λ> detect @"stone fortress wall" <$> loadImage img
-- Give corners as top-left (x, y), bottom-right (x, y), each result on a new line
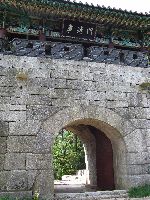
top-left (0, 53), bottom-right (150, 199)
top-left (1, 39), bottom-right (149, 67)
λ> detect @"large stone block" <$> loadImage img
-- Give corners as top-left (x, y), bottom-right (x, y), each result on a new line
top-left (51, 68), bottom-right (69, 79)
top-left (148, 147), bottom-right (150, 156)
top-left (26, 94), bottom-right (52, 105)
top-left (127, 107), bottom-right (148, 119)
top-left (0, 171), bottom-right (11, 190)
top-left (53, 88), bottom-right (75, 99)
top-left (146, 174), bottom-right (150, 184)
top-left (0, 137), bottom-right (7, 154)
top-left (131, 119), bottom-right (150, 129)
top-left (106, 100), bottom-right (128, 108)
top-left (106, 91), bottom-right (126, 101)
top-left (0, 155), bottom-right (5, 171)
top-left (127, 152), bottom-right (149, 165)
top-left (114, 107), bottom-right (149, 119)
top-left (0, 66), bottom-right (7, 76)
top-left (7, 136), bottom-right (36, 153)
top-left (52, 98), bottom-right (74, 107)
top-left (7, 170), bottom-right (28, 190)
top-left (26, 105), bottom-right (59, 120)
top-left (35, 131), bottom-right (53, 153)
top-left (27, 170), bottom-right (37, 190)
top-left (124, 129), bottom-right (147, 152)
top-left (142, 129), bottom-right (150, 147)
top-left (0, 86), bottom-right (15, 97)
top-left (128, 93), bottom-right (148, 107)
top-left (126, 175), bottom-right (148, 188)
top-left (9, 120), bottom-right (41, 136)
top-left (4, 153), bottom-right (26, 170)
top-left (0, 121), bottom-right (9, 136)
top-left (2, 111), bottom-right (26, 122)
top-left (127, 164), bottom-right (149, 175)
top-left (26, 153), bottom-right (51, 170)
top-left (118, 120), bottom-right (135, 136)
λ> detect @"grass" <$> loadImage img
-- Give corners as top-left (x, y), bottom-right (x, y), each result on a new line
top-left (0, 197), bottom-right (33, 200)
top-left (128, 184), bottom-right (150, 198)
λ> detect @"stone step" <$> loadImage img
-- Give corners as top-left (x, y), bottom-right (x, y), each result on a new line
top-left (54, 184), bottom-right (86, 193)
top-left (54, 190), bottom-right (128, 200)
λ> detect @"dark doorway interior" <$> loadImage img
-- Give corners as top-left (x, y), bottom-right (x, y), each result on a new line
top-left (88, 126), bottom-right (115, 190)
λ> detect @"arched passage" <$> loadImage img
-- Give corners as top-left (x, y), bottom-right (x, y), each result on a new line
top-left (37, 105), bottom-right (135, 198)
top-left (53, 124), bottom-right (116, 192)
top-left (62, 119), bottom-right (127, 191)
top-left (65, 124), bottom-right (115, 191)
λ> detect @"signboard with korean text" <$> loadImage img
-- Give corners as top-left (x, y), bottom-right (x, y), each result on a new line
top-left (62, 20), bottom-right (96, 40)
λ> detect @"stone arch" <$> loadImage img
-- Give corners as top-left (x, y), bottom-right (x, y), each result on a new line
top-left (43, 105), bottom-right (135, 140)
top-left (37, 105), bottom-right (136, 198)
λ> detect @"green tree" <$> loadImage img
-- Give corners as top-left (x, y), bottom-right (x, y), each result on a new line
top-left (53, 130), bottom-right (86, 180)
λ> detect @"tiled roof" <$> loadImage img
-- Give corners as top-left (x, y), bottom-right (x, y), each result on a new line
top-left (0, 0), bottom-right (150, 30)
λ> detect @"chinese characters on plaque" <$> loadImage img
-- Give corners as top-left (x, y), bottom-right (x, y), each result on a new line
top-left (63, 20), bottom-right (96, 40)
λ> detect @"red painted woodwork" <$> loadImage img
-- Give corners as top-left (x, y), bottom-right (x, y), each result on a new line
top-left (39, 30), bottom-right (46, 41)
top-left (0, 28), bottom-right (7, 39)
top-left (89, 126), bottom-right (115, 190)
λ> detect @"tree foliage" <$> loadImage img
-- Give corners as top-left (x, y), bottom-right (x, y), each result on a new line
top-left (53, 130), bottom-right (86, 180)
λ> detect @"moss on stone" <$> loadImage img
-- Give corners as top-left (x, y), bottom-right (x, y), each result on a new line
top-left (139, 82), bottom-right (150, 92)
top-left (16, 72), bottom-right (28, 81)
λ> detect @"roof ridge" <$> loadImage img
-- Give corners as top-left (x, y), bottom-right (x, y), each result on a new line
top-left (1, 0), bottom-right (150, 17)
top-left (63, 0), bottom-right (150, 17)
top-left (43, 0), bottom-right (149, 16)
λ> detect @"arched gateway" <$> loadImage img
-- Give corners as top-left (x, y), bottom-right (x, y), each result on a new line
top-left (38, 105), bottom-right (131, 199)
top-left (0, 0), bottom-right (149, 199)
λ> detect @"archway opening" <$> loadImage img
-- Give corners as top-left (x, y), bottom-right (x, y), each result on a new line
top-left (52, 119), bottom-right (125, 193)
top-left (36, 106), bottom-right (131, 198)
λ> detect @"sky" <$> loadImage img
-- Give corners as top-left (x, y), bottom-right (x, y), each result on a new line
top-left (70, 0), bottom-right (150, 14)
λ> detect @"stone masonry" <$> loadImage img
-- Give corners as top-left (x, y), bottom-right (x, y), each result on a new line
top-left (0, 54), bottom-right (150, 199)
top-left (1, 39), bottom-right (149, 67)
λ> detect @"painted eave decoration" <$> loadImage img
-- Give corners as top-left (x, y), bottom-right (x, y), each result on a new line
top-left (0, 0), bottom-right (150, 30)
